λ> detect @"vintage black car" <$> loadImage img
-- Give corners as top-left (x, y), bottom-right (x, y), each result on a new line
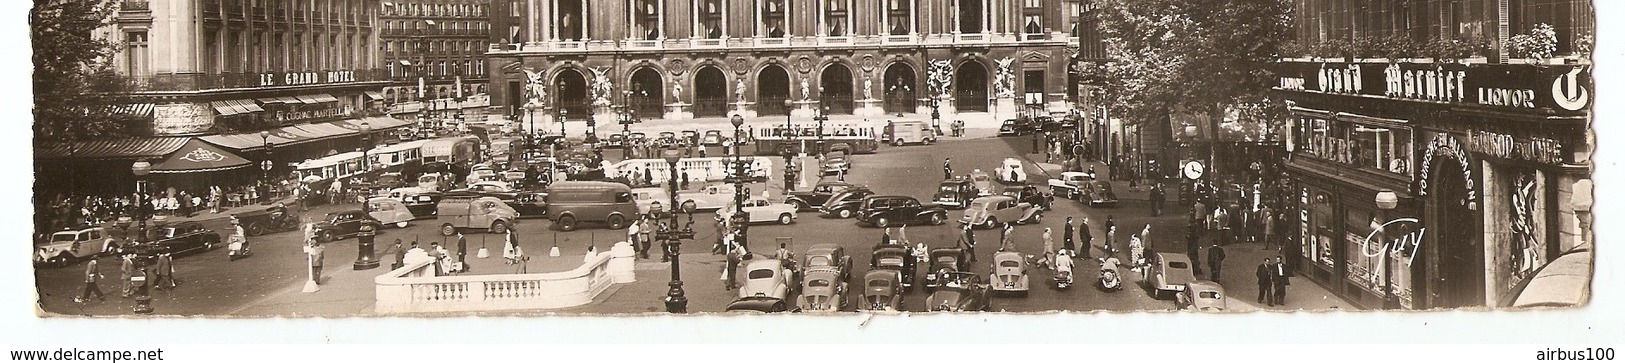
top-left (725, 296), bottom-right (789, 313)
top-left (870, 245), bottom-right (916, 291)
top-left (1000, 184), bottom-right (1054, 211)
top-left (232, 205), bottom-right (300, 236)
top-left (511, 192), bottom-right (549, 218)
top-left (926, 272), bottom-right (993, 312)
top-left (400, 191), bottom-right (444, 218)
top-left (445, 181), bottom-right (520, 201)
top-left (934, 178), bottom-right (979, 210)
top-left (312, 209), bottom-right (385, 242)
top-left (923, 247), bottom-right (969, 290)
top-left (119, 221), bottom-right (221, 256)
top-left (818, 187), bottom-right (875, 219)
top-left (786, 181), bottom-right (861, 211)
top-left (854, 195), bottom-right (948, 228)
top-left (998, 119), bottom-right (1032, 137)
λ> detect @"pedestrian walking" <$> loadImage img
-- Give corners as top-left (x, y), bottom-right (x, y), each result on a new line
top-left (119, 255), bottom-right (134, 297)
top-left (1041, 228), bottom-right (1055, 268)
top-left (77, 258), bottom-right (106, 303)
top-left (154, 253), bottom-right (177, 290)
top-left (1078, 217), bottom-right (1093, 258)
top-left (960, 224), bottom-right (977, 263)
top-left (943, 158), bottom-right (953, 179)
top-left (658, 222), bottom-right (673, 262)
top-left (456, 233), bottom-right (468, 273)
top-left (392, 239), bottom-right (406, 270)
top-left (999, 223), bottom-right (1015, 251)
top-left (1256, 258), bottom-right (1273, 306)
top-left (1215, 206), bottom-right (1232, 246)
top-left (1262, 205), bottom-right (1277, 250)
top-left (1271, 256), bottom-right (1289, 306)
top-left (307, 241), bottom-right (326, 283)
top-left (1150, 183), bottom-right (1166, 216)
top-left (1062, 217), bottom-right (1076, 255)
top-left (431, 242), bottom-right (449, 276)
top-left (638, 217), bottom-right (653, 259)
top-left (712, 216), bottom-right (727, 254)
top-left (1186, 221), bottom-right (1203, 275)
top-left (627, 215), bottom-right (643, 255)
top-left (1207, 243), bottom-right (1226, 280)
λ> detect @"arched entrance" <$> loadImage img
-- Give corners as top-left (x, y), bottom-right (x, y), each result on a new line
top-left (628, 68), bottom-right (664, 116)
top-left (1425, 156), bottom-right (1484, 309)
top-left (821, 63), bottom-right (854, 115)
top-left (555, 68), bottom-right (590, 119)
top-left (882, 63), bottom-right (917, 114)
top-left (693, 66), bottom-right (729, 117)
top-left (956, 61), bottom-right (989, 112)
top-left (757, 64), bottom-right (792, 116)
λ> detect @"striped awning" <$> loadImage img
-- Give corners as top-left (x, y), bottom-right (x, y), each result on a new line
top-left (211, 99), bottom-right (263, 115)
top-left (108, 103), bottom-right (155, 118)
top-left (363, 91), bottom-right (385, 100)
top-left (35, 137), bottom-right (189, 160)
top-left (294, 95), bottom-right (323, 104)
top-left (148, 138), bottom-right (251, 174)
top-left (234, 99), bottom-right (264, 112)
top-left (311, 93), bottom-right (340, 103)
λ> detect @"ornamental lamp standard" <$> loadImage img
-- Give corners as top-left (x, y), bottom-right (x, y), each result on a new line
top-left (660, 148), bottom-right (688, 313)
top-left (815, 105), bottom-right (829, 156)
top-left (1375, 189), bottom-right (1400, 309)
top-left (260, 130), bottom-right (273, 181)
top-left (782, 98), bottom-right (794, 137)
top-left (730, 115), bottom-right (747, 216)
top-left (359, 122), bottom-right (373, 179)
top-left (129, 160), bottom-right (154, 314)
top-left (558, 108), bottom-right (569, 137)
top-left (1182, 124), bottom-right (1199, 205)
top-left (130, 161), bottom-right (151, 243)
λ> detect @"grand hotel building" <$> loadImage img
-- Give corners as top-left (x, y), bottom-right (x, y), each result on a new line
top-left (484, 0), bottom-right (1092, 128)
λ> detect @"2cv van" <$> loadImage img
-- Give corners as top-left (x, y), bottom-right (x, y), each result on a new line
top-left (436, 196), bottom-right (519, 236)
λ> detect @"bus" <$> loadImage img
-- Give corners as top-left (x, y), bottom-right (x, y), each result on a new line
top-left (751, 121), bottom-right (879, 156)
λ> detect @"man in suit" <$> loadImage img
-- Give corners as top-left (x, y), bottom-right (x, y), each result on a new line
top-left (1207, 243), bottom-right (1226, 280)
top-left (1077, 217), bottom-right (1092, 259)
top-left (1255, 258), bottom-right (1273, 306)
top-left (1271, 256), bottom-right (1290, 306)
top-left (1062, 217), bottom-right (1076, 256)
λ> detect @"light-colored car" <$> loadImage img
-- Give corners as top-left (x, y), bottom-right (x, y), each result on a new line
top-left (738, 258), bottom-right (800, 301)
top-left (968, 170), bottom-right (994, 196)
top-left (926, 271), bottom-right (992, 312)
top-left (959, 195), bottom-right (1043, 229)
top-left (796, 266), bottom-right (849, 312)
top-left (861, 269), bottom-right (905, 311)
top-left (702, 130), bottom-right (725, 146)
top-left (803, 244), bottom-right (853, 282)
top-left (994, 157), bottom-right (1027, 183)
top-left (1177, 281), bottom-right (1228, 311)
top-left (1150, 252), bottom-right (1198, 299)
top-left (820, 155), bottom-right (851, 175)
top-left (1047, 171), bottom-right (1090, 199)
top-left (630, 187), bottom-right (670, 216)
top-left (35, 227), bottom-right (115, 267)
top-left (365, 197), bottom-right (416, 228)
top-left (716, 197), bottom-right (799, 225)
top-left (990, 251), bottom-right (1031, 296)
top-left (676, 183), bottom-right (745, 213)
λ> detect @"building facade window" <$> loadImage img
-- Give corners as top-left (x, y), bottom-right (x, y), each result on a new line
top-left (1022, 0), bottom-right (1043, 35)
top-left (124, 31), bottom-right (149, 76)
top-left (557, 0), bottom-right (585, 40)
top-left (1292, 116), bottom-right (1414, 176)
top-left (697, 0), bottom-right (723, 39)
top-left (957, 0), bottom-right (983, 33)
top-left (632, 0), bottom-right (660, 40)
top-left (823, 0), bottom-right (848, 36)
top-left (762, 0), bottom-right (787, 38)
top-left (886, 0), bottom-right (911, 35)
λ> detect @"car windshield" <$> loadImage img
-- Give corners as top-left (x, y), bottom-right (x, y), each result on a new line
top-left (877, 257), bottom-right (903, 266)
top-left (808, 279), bottom-right (831, 288)
top-left (747, 269), bottom-right (775, 279)
top-left (999, 260), bottom-right (1021, 268)
top-left (867, 279), bottom-right (890, 287)
top-left (972, 175), bottom-right (989, 181)
top-left (808, 256), bottom-right (831, 266)
top-left (161, 227), bottom-right (181, 238)
top-left (1169, 261), bottom-right (1189, 269)
top-left (1200, 291), bottom-right (1222, 299)
top-left (939, 185), bottom-right (959, 193)
top-left (935, 257), bottom-right (957, 266)
top-left (969, 200), bottom-right (990, 208)
top-left (49, 233), bottom-right (77, 242)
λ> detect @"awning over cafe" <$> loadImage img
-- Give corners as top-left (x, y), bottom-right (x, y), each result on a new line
top-left (35, 137), bottom-right (189, 160)
top-left (199, 117), bottom-right (418, 151)
top-left (363, 91), bottom-right (385, 100)
top-left (148, 138), bottom-right (253, 174)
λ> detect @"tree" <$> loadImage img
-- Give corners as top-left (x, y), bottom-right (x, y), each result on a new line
top-left (1087, 0), bottom-right (1291, 180)
top-left (32, 0), bottom-right (144, 143)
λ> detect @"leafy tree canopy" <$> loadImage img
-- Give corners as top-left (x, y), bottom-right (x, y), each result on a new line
top-left (32, 0), bottom-right (144, 143)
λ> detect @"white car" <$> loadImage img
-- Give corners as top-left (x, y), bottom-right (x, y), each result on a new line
top-left (630, 187), bottom-right (670, 215)
top-left (717, 197), bottom-right (799, 225)
top-left (990, 251), bottom-right (1031, 296)
top-left (1047, 171), bottom-right (1090, 199)
top-left (676, 183), bottom-right (744, 212)
top-left (35, 227), bottom-right (116, 267)
top-left (995, 157), bottom-right (1027, 183)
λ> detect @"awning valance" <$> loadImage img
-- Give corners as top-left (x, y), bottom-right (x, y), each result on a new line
top-left (199, 117), bottom-right (417, 151)
top-left (35, 137), bottom-right (189, 160)
top-left (312, 94), bottom-right (340, 103)
top-left (363, 91), bottom-right (385, 100)
top-left (109, 103), bottom-right (155, 118)
top-left (149, 138), bottom-right (252, 174)
top-left (234, 99), bottom-right (264, 112)
top-left (211, 101), bottom-right (242, 115)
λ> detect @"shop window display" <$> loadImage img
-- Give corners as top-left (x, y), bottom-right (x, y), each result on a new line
top-left (1293, 117), bottom-right (1413, 175)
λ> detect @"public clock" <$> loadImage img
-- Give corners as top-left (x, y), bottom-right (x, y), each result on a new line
top-left (1183, 161), bottom-right (1205, 180)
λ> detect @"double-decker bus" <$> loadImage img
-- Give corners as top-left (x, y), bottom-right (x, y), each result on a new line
top-left (750, 121), bottom-right (880, 156)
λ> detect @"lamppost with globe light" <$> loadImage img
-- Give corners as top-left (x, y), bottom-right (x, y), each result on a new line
top-left (814, 105), bottom-right (829, 156)
top-left (359, 122), bottom-right (372, 183)
top-left (129, 160), bottom-right (154, 314)
top-left (1375, 189), bottom-right (1399, 309)
top-left (729, 115), bottom-right (750, 251)
top-left (659, 148), bottom-right (693, 313)
top-left (130, 161), bottom-right (151, 243)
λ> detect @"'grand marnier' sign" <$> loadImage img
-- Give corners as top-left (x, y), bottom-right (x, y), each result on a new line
top-left (1273, 60), bottom-right (1591, 115)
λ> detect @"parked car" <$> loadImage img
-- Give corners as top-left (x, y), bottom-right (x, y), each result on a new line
top-left (545, 181), bottom-right (640, 231)
top-left (960, 195), bottom-right (1044, 229)
top-left (312, 209), bottom-right (385, 242)
top-left (232, 205), bottom-right (301, 236)
top-left (997, 119), bottom-right (1030, 136)
top-left (630, 187), bottom-right (669, 216)
top-left (716, 197), bottom-right (798, 225)
top-left (796, 266), bottom-right (849, 312)
top-left (1083, 180), bottom-right (1120, 208)
top-left (121, 221), bottom-right (221, 256)
top-left (364, 197), bottom-right (417, 228)
top-left (657, 131), bottom-right (679, 147)
top-left (995, 157), bottom-right (1027, 184)
top-left (968, 170), bottom-right (994, 195)
top-left (605, 133), bottom-right (625, 148)
top-left (1150, 252), bottom-right (1198, 299)
top-left (436, 196), bottom-right (519, 236)
top-left (820, 154), bottom-right (851, 175)
top-left (510, 192), bottom-right (549, 218)
top-left (861, 269), bottom-right (906, 311)
top-left (924, 247), bottom-right (968, 290)
top-left (1001, 184), bottom-right (1053, 211)
top-left (1177, 281), bottom-right (1228, 311)
top-left (870, 245), bottom-right (916, 291)
top-left (803, 244), bottom-right (853, 282)
top-left (786, 181), bottom-right (861, 211)
top-left (854, 195), bottom-right (948, 228)
top-left (934, 178), bottom-right (979, 209)
top-left (675, 183), bottom-right (745, 213)
top-left (818, 187), bottom-right (875, 219)
top-left (990, 251), bottom-right (1031, 296)
top-left (1048, 171), bottom-right (1091, 199)
top-left (738, 258), bottom-right (800, 301)
top-left (681, 130), bottom-right (700, 146)
top-left (446, 180), bottom-right (518, 201)
top-left (702, 130), bottom-right (725, 146)
top-left (35, 227), bottom-right (115, 267)
top-left (725, 296), bottom-right (789, 313)
top-left (926, 272), bottom-right (992, 312)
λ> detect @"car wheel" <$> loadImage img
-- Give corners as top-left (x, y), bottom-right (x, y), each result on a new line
top-left (929, 213), bottom-right (945, 225)
top-left (319, 232), bottom-right (334, 243)
top-left (440, 224), bottom-right (456, 236)
top-left (557, 215), bottom-right (578, 231)
top-left (490, 220), bottom-right (508, 234)
top-left (791, 200), bottom-right (809, 211)
top-left (837, 209), bottom-right (852, 219)
top-left (1029, 213), bottom-right (1043, 224)
top-left (607, 215), bottom-right (627, 230)
top-left (681, 200), bottom-right (697, 213)
top-left (983, 218), bottom-right (997, 230)
top-left (874, 217), bottom-right (891, 228)
top-left (245, 222), bottom-right (266, 236)
top-left (203, 241), bottom-right (214, 251)
top-left (778, 213), bottom-right (794, 225)
top-left (396, 221), bottom-right (409, 228)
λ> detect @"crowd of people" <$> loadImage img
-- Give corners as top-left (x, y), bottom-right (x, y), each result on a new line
top-left (38, 175), bottom-right (303, 237)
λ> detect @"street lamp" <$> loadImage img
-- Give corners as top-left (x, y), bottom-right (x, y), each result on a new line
top-left (558, 108), bottom-right (569, 136)
top-left (1375, 189), bottom-right (1399, 309)
top-left (129, 160), bottom-right (153, 314)
top-left (660, 148), bottom-right (689, 313)
top-left (130, 161), bottom-right (151, 243)
top-left (359, 122), bottom-right (373, 183)
top-left (814, 105), bottom-right (828, 156)
top-left (783, 98), bottom-right (794, 137)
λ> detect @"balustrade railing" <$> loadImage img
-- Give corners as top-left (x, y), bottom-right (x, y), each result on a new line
top-left (374, 243), bottom-right (636, 313)
top-left (607, 156), bottom-right (777, 184)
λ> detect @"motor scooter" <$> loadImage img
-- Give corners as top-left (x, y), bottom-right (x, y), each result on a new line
top-left (1098, 258), bottom-right (1123, 291)
top-left (1054, 267), bottom-right (1073, 289)
top-left (227, 235), bottom-right (252, 261)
